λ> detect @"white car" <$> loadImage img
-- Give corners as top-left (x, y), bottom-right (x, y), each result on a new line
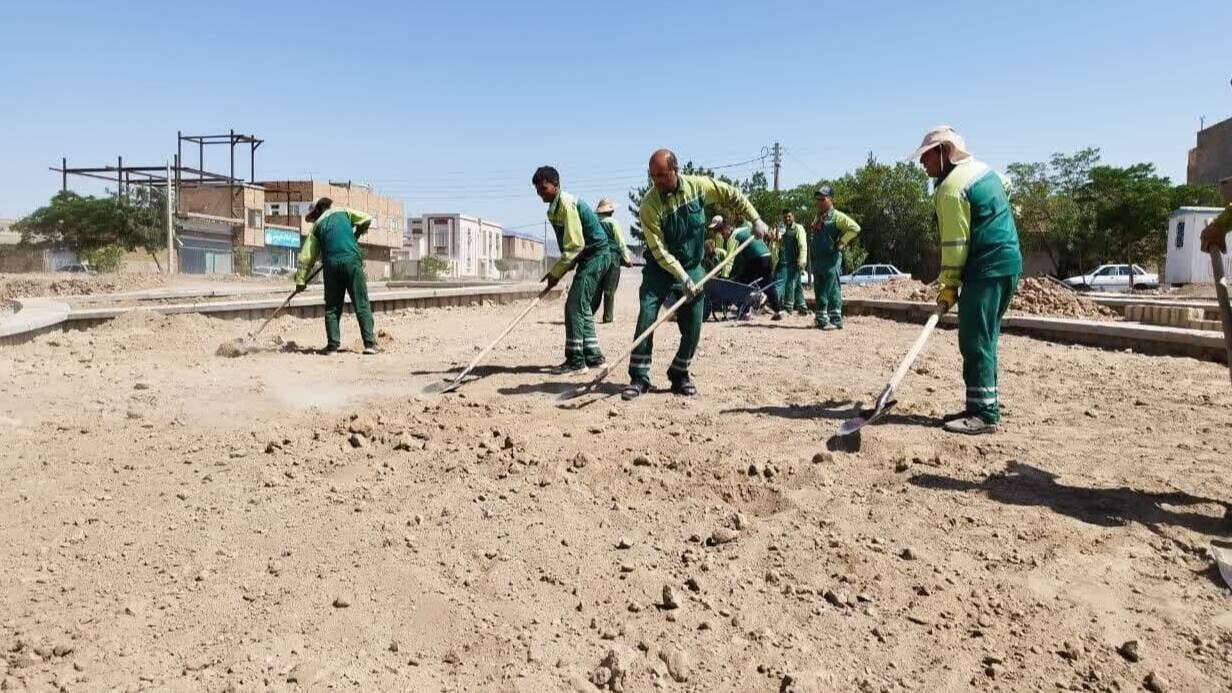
top-left (1062, 264), bottom-right (1159, 292)
top-left (840, 264), bottom-right (912, 285)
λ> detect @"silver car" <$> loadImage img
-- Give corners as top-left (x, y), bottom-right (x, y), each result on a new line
top-left (840, 264), bottom-right (911, 285)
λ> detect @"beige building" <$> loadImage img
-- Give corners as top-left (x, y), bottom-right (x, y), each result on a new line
top-left (406, 213), bottom-right (503, 279)
top-left (501, 234), bottom-right (546, 281)
top-left (176, 183), bottom-right (268, 275)
top-left (260, 181), bottom-right (405, 279)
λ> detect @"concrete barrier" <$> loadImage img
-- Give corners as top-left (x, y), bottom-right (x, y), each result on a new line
top-left (0, 298), bottom-right (71, 346)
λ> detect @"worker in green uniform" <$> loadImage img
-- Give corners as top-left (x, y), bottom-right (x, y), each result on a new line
top-left (912, 126), bottom-right (1022, 435)
top-left (295, 197), bottom-right (377, 355)
top-left (766, 227), bottom-right (782, 276)
top-left (776, 211), bottom-right (808, 315)
top-left (714, 217), bottom-right (784, 321)
top-left (809, 186), bottom-right (861, 330)
top-left (625, 149), bottom-right (767, 400)
top-left (533, 166), bottom-right (612, 374)
top-left (592, 198), bottom-right (632, 323)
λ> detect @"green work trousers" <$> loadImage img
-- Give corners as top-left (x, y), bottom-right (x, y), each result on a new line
top-left (958, 275), bottom-right (1019, 423)
top-left (629, 263), bottom-right (704, 384)
top-left (591, 253), bottom-right (621, 323)
top-left (323, 260), bottom-right (375, 349)
top-left (777, 264), bottom-right (806, 312)
top-left (812, 253), bottom-right (843, 327)
top-left (564, 252), bottom-right (608, 367)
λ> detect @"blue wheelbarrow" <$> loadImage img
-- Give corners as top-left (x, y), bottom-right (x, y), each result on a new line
top-left (703, 276), bottom-right (784, 321)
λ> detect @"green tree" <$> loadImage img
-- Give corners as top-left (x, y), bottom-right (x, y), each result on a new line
top-left (419, 255), bottom-right (450, 280)
top-left (1080, 164), bottom-right (1174, 288)
top-left (626, 161), bottom-right (740, 240)
top-left (16, 189), bottom-right (168, 271)
top-left (493, 258), bottom-right (511, 277)
top-left (1006, 149), bottom-right (1102, 277)
top-left (825, 155), bottom-right (936, 277)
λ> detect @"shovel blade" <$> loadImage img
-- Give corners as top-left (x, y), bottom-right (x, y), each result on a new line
top-left (836, 399), bottom-right (898, 436)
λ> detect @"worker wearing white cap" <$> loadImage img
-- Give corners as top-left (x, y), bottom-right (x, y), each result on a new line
top-left (707, 215), bottom-right (736, 278)
top-left (911, 126), bottom-right (1022, 435)
top-left (592, 198), bottom-right (632, 323)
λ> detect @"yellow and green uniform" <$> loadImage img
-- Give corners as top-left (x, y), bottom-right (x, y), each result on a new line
top-left (295, 208), bottom-right (376, 349)
top-left (633, 175), bottom-right (761, 384)
top-left (767, 234), bottom-right (782, 274)
top-left (935, 157), bottom-right (1023, 424)
top-left (547, 191), bottom-right (611, 366)
top-left (592, 216), bottom-right (630, 323)
top-left (776, 222), bottom-right (808, 312)
top-left (728, 228), bottom-right (783, 314)
top-left (809, 209), bottom-right (860, 327)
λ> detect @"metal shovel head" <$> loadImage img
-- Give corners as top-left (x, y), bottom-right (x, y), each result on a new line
top-left (837, 399), bottom-right (898, 436)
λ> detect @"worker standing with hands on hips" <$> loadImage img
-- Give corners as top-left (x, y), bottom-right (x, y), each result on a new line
top-left (913, 126), bottom-right (1022, 435)
top-left (593, 198), bottom-right (632, 324)
top-left (776, 210), bottom-right (809, 315)
top-left (533, 166), bottom-right (611, 374)
top-left (625, 148), bottom-right (768, 400)
top-left (295, 197), bottom-right (379, 355)
top-left (809, 186), bottom-right (860, 330)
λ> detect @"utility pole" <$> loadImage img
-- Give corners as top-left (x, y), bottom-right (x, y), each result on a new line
top-left (166, 160), bottom-right (176, 274)
top-left (772, 141), bottom-right (782, 192)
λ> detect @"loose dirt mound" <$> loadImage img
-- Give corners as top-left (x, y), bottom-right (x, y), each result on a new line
top-left (847, 277), bottom-right (1117, 319)
top-left (0, 273), bottom-right (169, 301)
top-left (1010, 278), bottom-right (1119, 319)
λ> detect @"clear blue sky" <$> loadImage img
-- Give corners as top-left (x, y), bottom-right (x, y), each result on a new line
top-left (3, 0), bottom-right (1231, 251)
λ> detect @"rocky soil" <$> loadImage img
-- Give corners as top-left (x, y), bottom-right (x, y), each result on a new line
top-left (1, 273), bottom-right (1230, 691)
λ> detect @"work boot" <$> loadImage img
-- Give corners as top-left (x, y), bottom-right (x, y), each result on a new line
top-left (550, 361), bottom-right (589, 376)
top-left (771, 312), bottom-right (783, 321)
top-left (321, 344), bottom-right (340, 355)
top-left (942, 415), bottom-right (998, 436)
top-left (363, 345), bottom-right (379, 355)
top-left (822, 323), bottom-right (840, 331)
top-left (586, 355), bottom-right (607, 368)
top-left (621, 379), bottom-right (651, 401)
top-left (796, 308), bottom-right (809, 317)
top-left (669, 375), bottom-right (698, 397)
top-left (815, 322), bottom-right (830, 330)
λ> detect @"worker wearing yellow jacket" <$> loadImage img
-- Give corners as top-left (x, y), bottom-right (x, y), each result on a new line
top-left (593, 198), bottom-right (632, 324)
top-left (625, 149), bottom-right (767, 400)
top-left (295, 198), bottom-right (377, 354)
top-left (533, 166), bottom-right (612, 374)
top-left (810, 187), bottom-right (861, 329)
top-left (912, 126), bottom-right (1022, 435)
top-left (776, 211), bottom-right (808, 314)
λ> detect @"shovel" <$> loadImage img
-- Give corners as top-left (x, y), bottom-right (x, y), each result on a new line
top-left (837, 307), bottom-right (943, 436)
top-left (428, 286), bottom-right (553, 395)
top-left (1209, 250), bottom-right (1232, 383)
top-left (216, 265), bottom-right (322, 357)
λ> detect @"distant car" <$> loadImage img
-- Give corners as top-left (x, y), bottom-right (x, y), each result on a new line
top-left (251, 266), bottom-right (292, 278)
top-left (1062, 264), bottom-right (1159, 292)
top-left (56, 263), bottom-right (94, 274)
top-left (840, 264), bottom-right (912, 285)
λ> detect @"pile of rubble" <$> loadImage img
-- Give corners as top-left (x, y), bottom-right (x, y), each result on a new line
top-left (1009, 278), bottom-right (1119, 319)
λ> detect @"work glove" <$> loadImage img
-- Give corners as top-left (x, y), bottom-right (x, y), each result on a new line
top-left (1201, 222), bottom-right (1228, 254)
top-left (936, 286), bottom-right (958, 313)
top-left (752, 219), bottom-right (770, 238)
top-left (682, 278), bottom-right (702, 299)
top-left (542, 273), bottom-right (560, 290)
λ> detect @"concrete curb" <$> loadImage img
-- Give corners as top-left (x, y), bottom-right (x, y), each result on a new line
top-left (843, 298), bottom-right (1228, 363)
top-left (0, 298), bottom-right (71, 346)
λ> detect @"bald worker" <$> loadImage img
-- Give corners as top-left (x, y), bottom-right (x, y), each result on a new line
top-left (624, 149), bottom-right (768, 400)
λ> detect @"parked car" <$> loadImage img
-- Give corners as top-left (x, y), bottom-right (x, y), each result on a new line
top-left (840, 264), bottom-right (912, 285)
top-left (251, 266), bottom-right (292, 278)
top-left (55, 263), bottom-right (94, 275)
top-left (1062, 264), bottom-right (1159, 292)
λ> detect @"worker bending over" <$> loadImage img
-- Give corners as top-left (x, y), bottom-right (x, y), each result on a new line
top-left (295, 197), bottom-right (378, 355)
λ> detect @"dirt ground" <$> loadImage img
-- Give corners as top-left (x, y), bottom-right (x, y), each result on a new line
top-left (2, 272), bottom-right (1232, 692)
top-left (0, 273), bottom-right (288, 304)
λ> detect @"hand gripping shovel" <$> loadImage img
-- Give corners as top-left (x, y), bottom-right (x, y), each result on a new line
top-left (838, 306), bottom-right (943, 436)
top-left (557, 235), bottom-right (757, 403)
top-left (430, 286), bottom-right (553, 395)
top-left (1210, 250), bottom-right (1232, 384)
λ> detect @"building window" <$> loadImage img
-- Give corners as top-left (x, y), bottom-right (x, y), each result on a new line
top-left (248, 209), bottom-right (263, 229)
top-left (1175, 221), bottom-right (1185, 249)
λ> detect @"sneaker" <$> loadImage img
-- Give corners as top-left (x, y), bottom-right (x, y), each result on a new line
top-left (942, 415), bottom-right (998, 435)
top-left (815, 323), bottom-right (830, 330)
top-left (669, 376), bottom-right (698, 397)
top-left (321, 344), bottom-right (340, 355)
top-left (621, 379), bottom-right (651, 401)
top-left (796, 309), bottom-right (809, 317)
top-left (550, 361), bottom-right (589, 376)
top-left (940, 411), bottom-right (970, 424)
top-left (821, 323), bottom-right (840, 331)
top-left (363, 345), bottom-right (379, 355)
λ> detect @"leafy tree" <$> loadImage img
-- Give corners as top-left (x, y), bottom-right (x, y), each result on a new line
top-left (1079, 164), bottom-right (1174, 288)
top-left (81, 245), bottom-right (125, 272)
top-left (419, 255), bottom-right (450, 280)
top-left (16, 189), bottom-right (168, 271)
top-left (1005, 149), bottom-right (1102, 277)
top-left (493, 258), bottom-right (511, 276)
top-left (826, 155), bottom-right (936, 277)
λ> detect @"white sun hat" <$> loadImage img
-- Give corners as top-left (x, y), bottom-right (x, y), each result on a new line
top-left (907, 125), bottom-right (971, 162)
